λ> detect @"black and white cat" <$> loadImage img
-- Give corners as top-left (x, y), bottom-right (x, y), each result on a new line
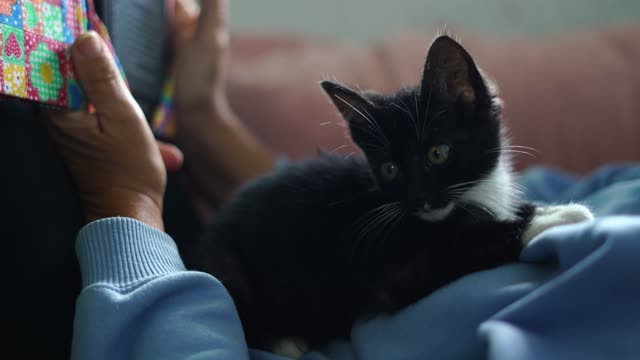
top-left (182, 35), bottom-right (593, 356)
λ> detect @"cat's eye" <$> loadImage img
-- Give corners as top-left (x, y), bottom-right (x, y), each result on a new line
top-left (380, 162), bottom-right (399, 181)
top-left (427, 145), bottom-right (450, 165)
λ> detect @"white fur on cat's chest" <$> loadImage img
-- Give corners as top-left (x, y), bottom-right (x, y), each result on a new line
top-left (452, 152), bottom-right (595, 242)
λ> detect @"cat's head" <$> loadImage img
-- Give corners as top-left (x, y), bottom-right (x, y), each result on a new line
top-left (322, 35), bottom-right (519, 221)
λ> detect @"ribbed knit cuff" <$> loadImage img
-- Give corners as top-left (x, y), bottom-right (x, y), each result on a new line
top-left (76, 217), bottom-right (186, 289)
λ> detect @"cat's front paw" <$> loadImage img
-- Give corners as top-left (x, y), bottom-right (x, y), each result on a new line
top-left (272, 338), bottom-right (309, 359)
top-left (522, 204), bottom-right (594, 244)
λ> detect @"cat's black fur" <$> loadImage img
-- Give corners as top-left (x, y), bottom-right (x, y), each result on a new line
top-left (182, 35), bottom-right (536, 350)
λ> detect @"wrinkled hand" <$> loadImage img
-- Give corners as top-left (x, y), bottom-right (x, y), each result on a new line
top-left (168, 0), bottom-right (275, 211)
top-left (46, 31), bottom-right (182, 230)
top-left (172, 0), bottom-right (231, 127)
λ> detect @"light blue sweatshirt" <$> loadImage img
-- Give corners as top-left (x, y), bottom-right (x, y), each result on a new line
top-left (72, 217), bottom-right (260, 360)
top-left (72, 164), bottom-right (640, 360)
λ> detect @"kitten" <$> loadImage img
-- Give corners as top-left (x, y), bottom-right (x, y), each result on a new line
top-left (182, 35), bottom-right (593, 355)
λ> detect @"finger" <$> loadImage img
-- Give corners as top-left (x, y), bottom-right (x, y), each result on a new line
top-left (174, 0), bottom-right (199, 23)
top-left (196, 0), bottom-right (229, 45)
top-left (172, 0), bottom-right (200, 48)
top-left (157, 141), bottom-right (184, 172)
top-left (70, 31), bottom-right (133, 118)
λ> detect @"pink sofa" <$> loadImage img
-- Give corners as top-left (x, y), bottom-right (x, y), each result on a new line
top-left (226, 23), bottom-right (640, 174)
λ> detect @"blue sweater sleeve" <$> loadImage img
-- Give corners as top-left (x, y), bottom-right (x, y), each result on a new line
top-left (71, 217), bottom-right (258, 360)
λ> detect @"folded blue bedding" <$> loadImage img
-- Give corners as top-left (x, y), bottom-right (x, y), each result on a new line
top-left (272, 164), bottom-right (640, 360)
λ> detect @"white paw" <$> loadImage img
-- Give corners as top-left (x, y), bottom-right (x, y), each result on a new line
top-left (522, 204), bottom-right (594, 244)
top-left (272, 338), bottom-right (309, 359)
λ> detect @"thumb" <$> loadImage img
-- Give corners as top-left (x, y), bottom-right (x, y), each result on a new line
top-left (197, 0), bottom-right (228, 38)
top-left (71, 31), bottom-right (135, 120)
top-left (174, 0), bottom-right (200, 25)
top-left (172, 0), bottom-right (200, 49)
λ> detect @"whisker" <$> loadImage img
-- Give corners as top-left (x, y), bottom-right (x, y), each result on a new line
top-left (376, 208), bottom-right (405, 251)
top-left (446, 180), bottom-right (481, 190)
top-left (448, 178), bottom-right (528, 192)
top-left (489, 149), bottom-right (537, 158)
top-left (359, 147), bottom-right (387, 154)
top-left (497, 145), bottom-right (539, 153)
top-left (512, 183), bottom-right (529, 192)
top-left (353, 125), bottom-right (390, 149)
top-left (466, 202), bottom-right (495, 218)
top-left (361, 106), bottom-right (389, 146)
top-left (355, 206), bottom-right (399, 254)
top-left (331, 144), bottom-right (352, 153)
top-left (422, 109), bottom-right (446, 142)
top-left (334, 95), bottom-right (390, 147)
top-left (351, 202), bottom-right (401, 256)
top-left (352, 203), bottom-right (398, 230)
top-left (392, 92), bottom-right (420, 142)
top-left (413, 91), bottom-right (420, 131)
top-left (487, 145), bottom-right (540, 159)
top-left (421, 83), bottom-right (434, 141)
top-left (364, 207), bottom-right (398, 242)
top-left (392, 101), bottom-right (419, 142)
top-left (453, 202), bottom-right (479, 218)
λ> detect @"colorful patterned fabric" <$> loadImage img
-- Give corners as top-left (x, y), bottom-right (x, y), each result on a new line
top-left (0, 0), bottom-right (123, 110)
top-left (151, 75), bottom-right (176, 138)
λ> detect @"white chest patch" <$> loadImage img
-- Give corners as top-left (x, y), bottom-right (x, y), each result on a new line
top-left (457, 154), bottom-right (521, 221)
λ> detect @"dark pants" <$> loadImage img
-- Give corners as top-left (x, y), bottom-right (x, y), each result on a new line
top-left (1, 102), bottom-right (202, 358)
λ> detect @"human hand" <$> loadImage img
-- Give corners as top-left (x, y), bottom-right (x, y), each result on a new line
top-left (168, 0), bottom-right (275, 210)
top-left (171, 0), bottom-right (232, 132)
top-left (46, 31), bottom-right (182, 230)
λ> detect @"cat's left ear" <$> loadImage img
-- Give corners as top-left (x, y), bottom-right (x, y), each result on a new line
top-left (320, 80), bottom-right (375, 129)
top-left (420, 35), bottom-right (489, 112)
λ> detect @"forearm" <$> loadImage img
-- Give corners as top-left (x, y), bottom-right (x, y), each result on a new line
top-left (72, 218), bottom-right (252, 359)
top-left (176, 110), bottom-right (276, 207)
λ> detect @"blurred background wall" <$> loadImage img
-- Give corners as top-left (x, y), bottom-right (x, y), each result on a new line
top-left (230, 0), bottom-right (640, 42)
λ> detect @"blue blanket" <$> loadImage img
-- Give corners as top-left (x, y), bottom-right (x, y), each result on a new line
top-left (268, 164), bottom-right (640, 360)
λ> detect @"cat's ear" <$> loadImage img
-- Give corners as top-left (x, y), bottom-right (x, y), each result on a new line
top-left (321, 80), bottom-right (374, 128)
top-left (420, 35), bottom-right (488, 112)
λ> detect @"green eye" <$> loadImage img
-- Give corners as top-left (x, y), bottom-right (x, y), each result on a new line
top-left (428, 144), bottom-right (450, 165)
top-left (380, 162), bottom-right (399, 180)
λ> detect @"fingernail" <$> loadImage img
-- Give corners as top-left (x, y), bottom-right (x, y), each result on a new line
top-left (75, 31), bottom-right (103, 60)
